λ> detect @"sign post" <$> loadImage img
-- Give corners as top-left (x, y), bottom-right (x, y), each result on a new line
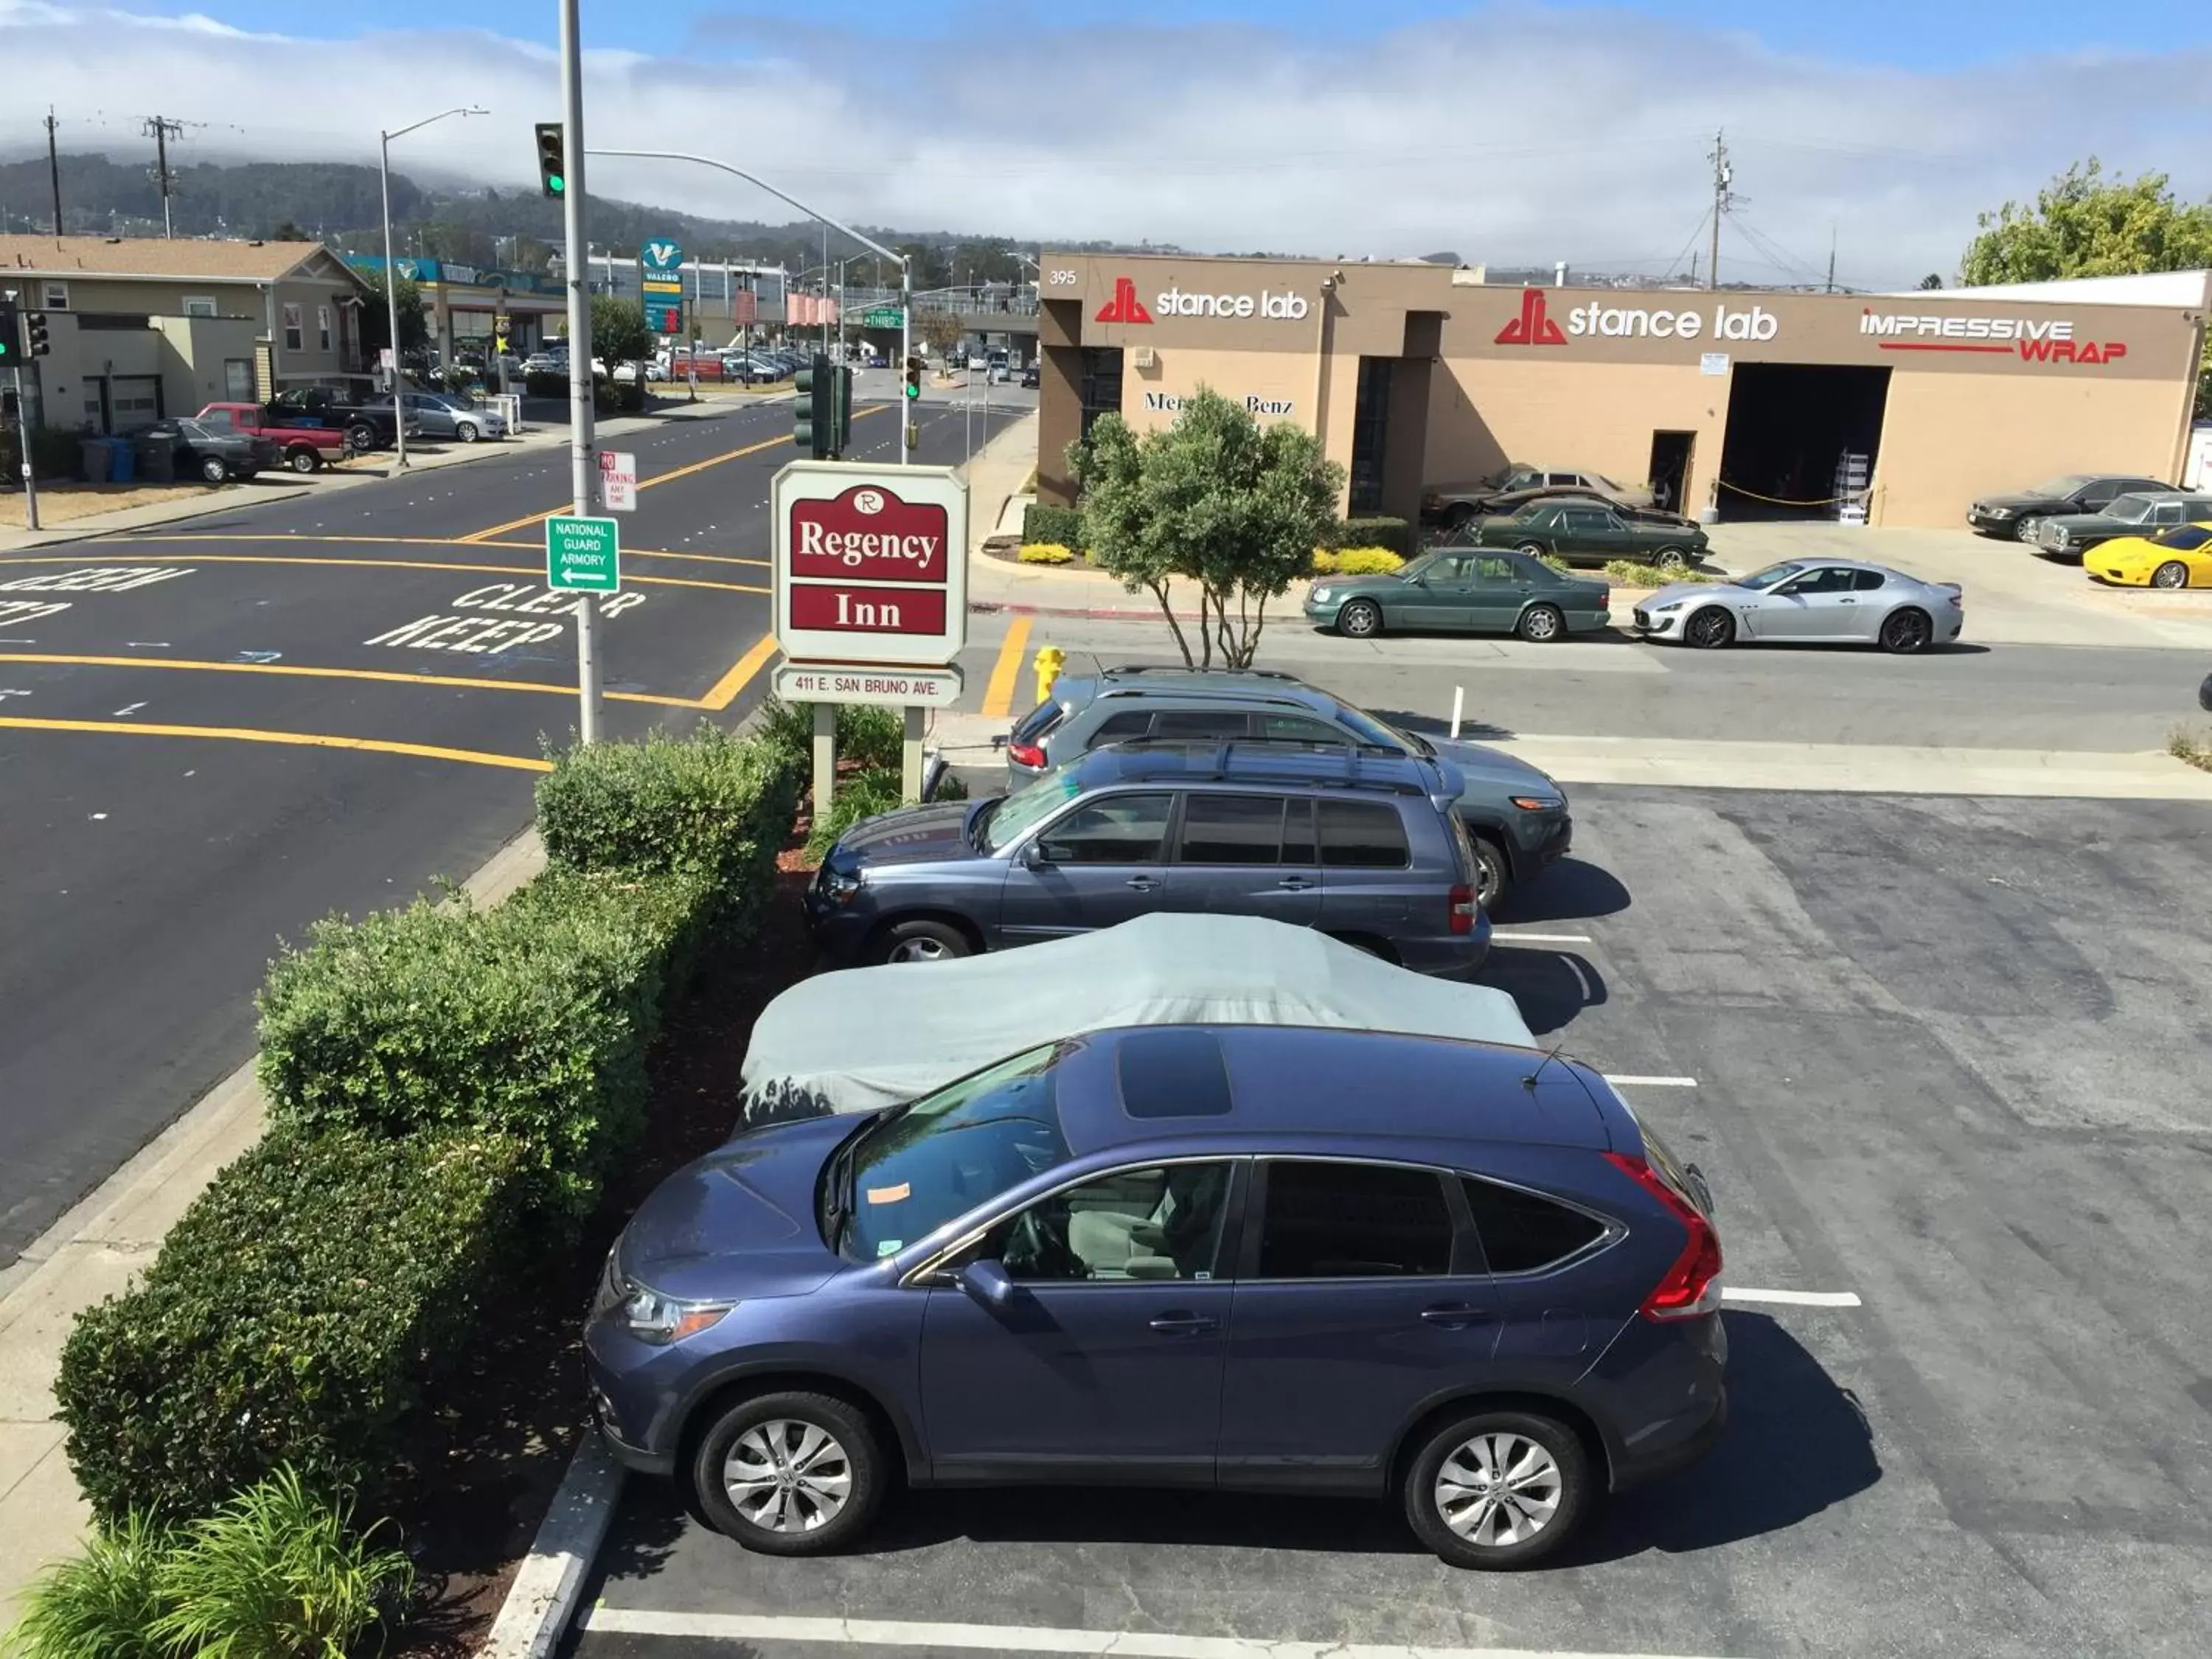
top-left (771, 461), bottom-right (969, 810)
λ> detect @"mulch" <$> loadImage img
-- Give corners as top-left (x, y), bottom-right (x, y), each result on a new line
top-left (390, 821), bottom-right (823, 1657)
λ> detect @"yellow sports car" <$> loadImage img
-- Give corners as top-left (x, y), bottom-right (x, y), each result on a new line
top-left (2091, 521), bottom-right (2212, 588)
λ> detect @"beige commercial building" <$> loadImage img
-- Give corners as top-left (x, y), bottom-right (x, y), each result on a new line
top-left (1034, 252), bottom-right (2208, 529)
top-left (0, 236), bottom-right (370, 436)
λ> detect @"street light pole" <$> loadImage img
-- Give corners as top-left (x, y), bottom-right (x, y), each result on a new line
top-left (584, 146), bottom-right (914, 465)
top-left (378, 104), bottom-right (484, 469)
top-left (557, 0), bottom-right (602, 742)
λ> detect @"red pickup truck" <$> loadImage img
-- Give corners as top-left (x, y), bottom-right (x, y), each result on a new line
top-left (194, 403), bottom-right (352, 474)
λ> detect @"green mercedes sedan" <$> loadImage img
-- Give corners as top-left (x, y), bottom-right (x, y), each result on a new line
top-left (1473, 499), bottom-right (1709, 569)
top-left (1304, 547), bottom-right (1611, 641)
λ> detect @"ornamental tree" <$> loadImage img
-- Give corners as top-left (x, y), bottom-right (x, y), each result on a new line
top-left (1071, 388), bottom-right (1344, 669)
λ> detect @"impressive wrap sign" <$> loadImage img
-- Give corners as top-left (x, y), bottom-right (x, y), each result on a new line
top-left (771, 463), bottom-right (968, 667)
top-left (1858, 309), bottom-right (2128, 364)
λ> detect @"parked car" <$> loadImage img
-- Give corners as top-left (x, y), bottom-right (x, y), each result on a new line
top-left (1632, 559), bottom-right (1964, 653)
top-left (1005, 665), bottom-right (1571, 907)
top-left (1966, 473), bottom-right (2168, 541)
top-left (585, 1021), bottom-right (1728, 1568)
top-left (1307, 546), bottom-right (1612, 643)
top-left (2030, 491), bottom-right (2212, 559)
top-left (806, 740), bottom-right (1489, 974)
top-left (1472, 500), bottom-right (1706, 571)
top-left (142, 417), bottom-right (278, 484)
top-left (192, 402), bottom-right (350, 474)
top-left (399, 391), bottom-right (505, 443)
top-left (1424, 464), bottom-right (1656, 527)
top-left (1020, 361), bottom-right (1040, 388)
top-left (2087, 521), bottom-right (2212, 589)
top-left (265, 386), bottom-right (419, 453)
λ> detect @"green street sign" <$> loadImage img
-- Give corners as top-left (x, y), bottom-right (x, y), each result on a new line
top-left (545, 515), bottom-right (621, 593)
top-left (860, 307), bottom-right (905, 330)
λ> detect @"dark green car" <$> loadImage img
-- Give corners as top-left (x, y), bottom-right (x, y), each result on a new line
top-left (1303, 548), bottom-right (1610, 641)
top-left (1473, 499), bottom-right (1708, 570)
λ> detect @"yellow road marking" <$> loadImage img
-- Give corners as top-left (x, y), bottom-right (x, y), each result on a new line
top-left (0, 653), bottom-right (701, 708)
top-left (457, 406), bottom-right (891, 543)
top-left (0, 552), bottom-right (764, 594)
top-left (104, 534), bottom-right (768, 568)
top-left (0, 716), bottom-right (551, 773)
top-left (980, 614), bottom-right (1033, 719)
top-left (698, 632), bottom-right (781, 711)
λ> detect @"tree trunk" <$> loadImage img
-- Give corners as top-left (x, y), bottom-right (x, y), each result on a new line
top-left (1149, 578), bottom-right (1196, 667)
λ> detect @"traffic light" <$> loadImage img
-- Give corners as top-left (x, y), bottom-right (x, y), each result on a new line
top-left (534, 123), bottom-right (566, 198)
top-left (903, 355), bottom-right (922, 401)
top-left (793, 354), bottom-right (833, 459)
top-left (830, 364), bottom-right (853, 456)
top-left (23, 310), bottom-right (49, 358)
top-left (0, 296), bottom-right (17, 366)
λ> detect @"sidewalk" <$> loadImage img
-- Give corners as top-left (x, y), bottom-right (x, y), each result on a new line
top-left (0, 832), bottom-right (548, 1624)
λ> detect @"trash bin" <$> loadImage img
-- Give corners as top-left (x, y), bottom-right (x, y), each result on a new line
top-left (80, 437), bottom-right (114, 484)
top-left (135, 431), bottom-right (176, 484)
top-left (108, 438), bottom-right (136, 484)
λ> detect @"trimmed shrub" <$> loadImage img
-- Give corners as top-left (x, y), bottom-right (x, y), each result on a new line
top-left (538, 722), bottom-right (800, 887)
top-left (751, 700), bottom-right (908, 778)
top-left (1021, 502), bottom-right (1084, 549)
top-left (523, 369), bottom-right (566, 398)
top-left (56, 1127), bottom-right (532, 1525)
top-left (1309, 549), bottom-right (1338, 574)
top-left (1335, 547), bottom-right (1404, 574)
top-left (1324, 515), bottom-right (1412, 557)
top-left (1017, 543), bottom-right (1075, 565)
top-left (1602, 558), bottom-right (1716, 587)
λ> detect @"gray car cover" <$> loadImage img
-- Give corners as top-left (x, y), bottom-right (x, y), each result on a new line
top-left (739, 913), bottom-right (1540, 1125)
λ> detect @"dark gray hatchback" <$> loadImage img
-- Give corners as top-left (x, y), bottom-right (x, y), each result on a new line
top-left (805, 741), bottom-right (1489, 973)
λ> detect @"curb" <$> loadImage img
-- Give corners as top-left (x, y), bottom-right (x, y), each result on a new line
top-left (479, 1433), bottom-right (625, 1659)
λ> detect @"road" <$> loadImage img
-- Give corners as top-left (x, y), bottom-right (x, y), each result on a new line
top-left (0, 378), bottom-right (1026, 1262)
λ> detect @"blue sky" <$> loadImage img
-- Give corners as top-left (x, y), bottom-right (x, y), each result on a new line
top-left (1, 1), bottom-right (2208, 285)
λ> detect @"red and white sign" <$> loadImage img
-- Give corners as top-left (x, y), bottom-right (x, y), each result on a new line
top-left (597, 449), bottom-right (637, 513)
top-left (771, 462), bottom-right (968, 668)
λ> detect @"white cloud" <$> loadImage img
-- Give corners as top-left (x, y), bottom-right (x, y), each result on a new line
top-left (1, 2), bottom-right (2209, 286)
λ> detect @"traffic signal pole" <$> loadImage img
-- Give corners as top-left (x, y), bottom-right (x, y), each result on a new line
top-left (582, 147), bottom-right (914, 464)
top-left (558, 0), bottom-right (602, 742)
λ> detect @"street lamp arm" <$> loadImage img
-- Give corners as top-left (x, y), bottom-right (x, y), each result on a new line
top-left (583, 148), bottom-right (908, 272)
top-left (382, 105), bottom-right (487, 145)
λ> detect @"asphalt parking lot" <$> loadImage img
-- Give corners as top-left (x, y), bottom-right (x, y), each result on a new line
top-left (565, 786), bottom-right (2212, 1659)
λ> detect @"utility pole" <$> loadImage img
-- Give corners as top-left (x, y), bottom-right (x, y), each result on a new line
top-left (46, 111), bottom-right (63, 239)
top-left (1826, 225), bottom-right (1837, 294)
top-left (1706, 129), bottom-right (1731, 292)
top-left (143, 116), bottom-right (184, 238)
top-left (559, 0), bottom-right (602, 742)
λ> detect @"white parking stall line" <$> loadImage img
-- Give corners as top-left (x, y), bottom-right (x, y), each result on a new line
top-left (1602, 1074), bottom-right (1700, 1088)
top-left (580, 1607), bottom-right (1748, 1659)
top-left (1491, 931), bottom-right (1593, 945)
top-left (1722, 1287), bottom-right (1864, 1308)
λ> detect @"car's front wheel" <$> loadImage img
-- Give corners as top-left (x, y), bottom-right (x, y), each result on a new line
top-left (2152, 560), bottom-right (2191, 589)
top-left (1404, 1408), bottom-right (1591, 1570)
top-left (455, 420), bottom-right (480, 443)
top-left (1684, 606), bottom-right (1736, 649)
top-left (1470, 834), bottom-right (1512, 909)
top-left (692, 1391), bottom-right (884, 1557)
top-left (346, 424), bottom-right (376, 454)
top-left (2012, 515), bottom-right (2042, 546)
top-left (1517, 603), bottom-right (1565, 643)
top-left (875, 918), bottom-right (971, 965)
top-left (198, 456), bottom-right (229, 485)
top-left (1516, 541), bottom-right (1548, 560)
top-left (1337, 599), bottom-right (1382, 639)
top-left (1650, 545), bottom-right (1691, 571)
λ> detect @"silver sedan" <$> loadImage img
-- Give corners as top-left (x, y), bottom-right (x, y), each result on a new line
top-left (1631, 558), bottom-right (1964, 653)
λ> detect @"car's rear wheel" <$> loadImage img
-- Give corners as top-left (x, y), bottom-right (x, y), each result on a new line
top-left (692, 1391), bottom-right (884, 1557)
top-left (198, 456), bottom-right (229, 485)
top-left (1404, 1408), bottom-right (1590, 1570)
top-left (1650, 546), bottom-right (1691, 571)
top-left (1337, 599), bottom-right (1382, 639)
top-left (286, 447), bottom-right (321, 474)
top-left (876, 919), bottom-right (971, 965)
top-left (1684, 606), bottom-right (1735, 649)
top-left (2152, 560), bottom-right (2191, 589)
top-left (1879, 606), bottom-right (1933, 654)
top-left (1517, 603), bottom-right (1565, 643)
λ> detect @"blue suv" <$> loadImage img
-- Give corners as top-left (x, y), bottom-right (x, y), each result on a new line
top-left (585, 1024), bottom-right (1728, 1569)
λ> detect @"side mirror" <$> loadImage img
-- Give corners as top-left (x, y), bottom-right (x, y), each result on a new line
top-left (959, 1258), bottom-right (1017, 1310)
top-left (1019, 842), bottom-right (1051, 869)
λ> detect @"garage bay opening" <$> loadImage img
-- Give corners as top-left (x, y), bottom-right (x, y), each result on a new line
top-left (1715, 364), bottom-right (1890, 522)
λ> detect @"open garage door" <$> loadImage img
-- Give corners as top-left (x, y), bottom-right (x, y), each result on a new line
top-left (1715, 364), bottom-right (1889, 522)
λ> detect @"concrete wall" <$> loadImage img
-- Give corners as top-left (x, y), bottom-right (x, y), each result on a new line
top-left (25, 312), bottom-right (260, 435)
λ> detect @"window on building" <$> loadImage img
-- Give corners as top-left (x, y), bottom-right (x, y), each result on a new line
top-left (1078, 346), bottom-right (1124, 442)
top-left (317, 305), bottom-right (332, 351)
top-left (282, 304), bottom-right (303, 352)
top-left (182, 296), bottom-right (218, 319)
top-left (1349, 357), bottom-right (1392, 513)
top-left (42, 281), bottom-right (69, 310)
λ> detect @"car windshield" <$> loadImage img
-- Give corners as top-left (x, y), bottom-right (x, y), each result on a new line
top-left (1735, 562), bottom-right (1806, 591)
top-left (826, 1042), bottom-right (1070, 1261)
top-left (1394, 552), bottom-right (1452, 581)
top-left (1326, 698), bottom-right (1423, 756)
top-left (2028, 473), bottom-right (2097, 497)
top-left (2154, 524), bottom-right (2212, 551)
top-left (976, 770), bottom-right (1084, 852)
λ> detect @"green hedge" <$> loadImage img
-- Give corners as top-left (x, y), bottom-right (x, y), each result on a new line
top-left (523, 369), bottom-right (566, 399)
top-left (56, 1128), bottom-right (532, 1525)
top-left (1325, 515), bottom-right (1412, 556)
top-left (1021, 502), bottom-right (1085, 550)
top-left (538, 721), bottom-right (801, 889)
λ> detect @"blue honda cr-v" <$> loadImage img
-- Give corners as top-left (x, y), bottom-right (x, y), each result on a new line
top-left (584, 1024), bottom-right (1726, 1569)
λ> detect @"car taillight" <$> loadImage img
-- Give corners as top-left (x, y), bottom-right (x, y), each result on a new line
top-left (1448, 883), bottom-right (1477, 935)
top-left (1603, 1150), bottom-right (1722, 1321)
top-left (1006, 741), bottom-right (1046, 769)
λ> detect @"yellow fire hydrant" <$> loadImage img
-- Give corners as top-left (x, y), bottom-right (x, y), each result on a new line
top-left (1033, 644), bottom-right (1067, 706)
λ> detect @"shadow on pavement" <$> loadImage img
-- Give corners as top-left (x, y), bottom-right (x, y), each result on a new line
top-left (1494, 856), bottom-right (1631, 924)
top-left (1483, 947), bottom-right (1604, 1037)
top-left (1368, 707), bottom-right (1516, 742)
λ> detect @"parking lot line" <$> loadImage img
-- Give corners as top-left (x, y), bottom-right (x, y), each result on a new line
top-left (578, 1607), bottom-right (1745, 1659)
top-left (1722, 1287), bottom-right (1864, 1308)
top-left (1491, 931), bottom-right (1593, 944)
top-left (0, 653), bottom-right (704, 709)
top-left (981, 614), bottom-right (1034, 718)
top-left (0, 552), bottom-right (766, 596)
top-left (1603, 1074), bottom-right (1700, 1088)
top-left (0, 717), bottom-right (551, 773)
top-left (698, 632), bottom-right (781, 711)
top-left (116, 535), bottom-right (772, 568)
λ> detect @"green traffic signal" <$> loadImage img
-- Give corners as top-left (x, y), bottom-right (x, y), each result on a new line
top-left (546, 174), bottom-right (565, 195)
top-left (534, 123), bottom-right (566, 200)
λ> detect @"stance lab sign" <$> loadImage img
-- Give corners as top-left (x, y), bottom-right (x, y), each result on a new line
top-left (771, 462), bottom-right (968, 667)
